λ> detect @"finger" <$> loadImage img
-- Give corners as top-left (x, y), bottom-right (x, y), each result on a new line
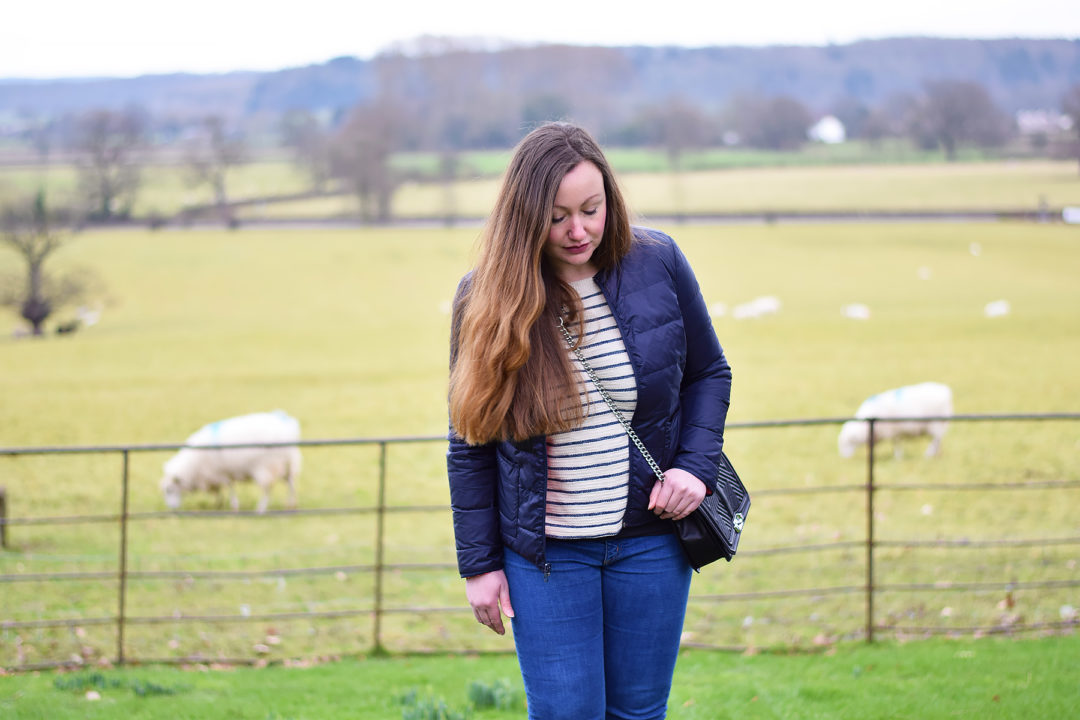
top-left (675, 488), bottom-right (708, 520)
top-left (647, 481), bottom-right (662, 511)
top-left (651, 482), bottom-right (672, 515)
top-left (668, 493), bottom-right (694, 519)
top-left (660, 490), bottom-right (688, 518)
top-left (489, 611), bottom-right (505, 635)
top-left (475, 609), bottom-right (500, 634)
top-left (500, 583), bottom-right (515, 619)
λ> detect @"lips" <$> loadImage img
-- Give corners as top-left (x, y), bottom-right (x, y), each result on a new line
top-left (565, 242), bottom-right (591, 255)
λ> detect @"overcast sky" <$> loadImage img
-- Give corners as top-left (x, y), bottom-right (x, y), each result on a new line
top-left (3, 0), bottom-right (1079, 79)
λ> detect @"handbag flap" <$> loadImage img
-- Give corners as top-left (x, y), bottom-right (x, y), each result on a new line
top-left (698, 451), bottom-right (751, 550)
top-left (715, 450), bottom-right (751, 519)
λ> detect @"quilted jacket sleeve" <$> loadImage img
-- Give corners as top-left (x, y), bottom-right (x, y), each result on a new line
top-left (447, 435), bottom-right (503, 577)
top-left (668, 240), bottom-right (732, 491)
top-left (445, 275), bottom-right (504, 578)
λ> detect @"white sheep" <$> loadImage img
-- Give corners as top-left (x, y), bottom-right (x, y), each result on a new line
top-left (842, 303), bottom-right (871, 320)
top-left (838, 383), bottom-right (953, 459)
top-left (160, 410), bottom-right (301, 513)
top-left (733, 295), bottom-right (781, 320)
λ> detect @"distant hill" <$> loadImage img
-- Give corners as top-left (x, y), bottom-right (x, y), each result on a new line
top-left (0, 72), bottom-right (263, 120)
top-left (621, 37), bottom-right (1080, 113)
top-left (2, 37), bottom-right (1077, 128)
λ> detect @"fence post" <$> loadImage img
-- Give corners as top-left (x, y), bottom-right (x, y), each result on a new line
top-left (116, 450), bottom-right (130, 665)
top-left (865, 419), bottom-right (876, 644)
top-left (373, 441), bottom-right (387, 654)
top-left (0, 486), bottom-right (7, 549)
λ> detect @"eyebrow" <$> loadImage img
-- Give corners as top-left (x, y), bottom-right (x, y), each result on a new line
top-left (553, 193), bottom-right (605, 211)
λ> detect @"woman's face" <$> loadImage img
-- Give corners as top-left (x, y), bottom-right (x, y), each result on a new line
top-left (543, 161), bottom-right (607, 282)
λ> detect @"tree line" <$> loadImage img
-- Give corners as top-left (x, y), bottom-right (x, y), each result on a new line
top-left (3, 49), bottom-right (1080, 336)
top-left (12, 72), bottom-right (1080, 227)
top-left (7, 40), bottom-right (1080, 225)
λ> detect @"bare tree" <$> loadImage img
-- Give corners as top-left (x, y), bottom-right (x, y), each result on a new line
top-left (522, 93), bottom-right (573, 128)
top-left (331, 103), bottom-right (403, 223)
top-left (509, 45), bottom-right (634, 139)
top-left (73, 108), bottom-right (146, 220)
top-left (377, 39), bottom-right (510, 151)
top-left (728, 94), bottom-right (812, 151)
top-left (184, 116), bottom-right (247, 220)
top-left (829, 96), bottom-right (871, 140)
top-left (0, 191), bottom-right (93, 336)
top-left (419, 47), bottom-right (484, 222)
top-left (627, 98), bottom-right (714, 218)
top-left (22, 114), bottom-right (56, 166)
top-left (858, 92), bottom-right (923, 146)
top-left (652, 98), bottom-right (712, 171)
top-left (370, 42), bottom-right (479, 225)
top-left (280, 109), bottom-right (334, 192)
top-left (1062, 84), bottom-right (1080, 175)
top-left (916, 80), bottom-right (1011, 161)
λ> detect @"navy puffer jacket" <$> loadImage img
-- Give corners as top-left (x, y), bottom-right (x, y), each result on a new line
top-left (447, 228), bottom-right (732, 577)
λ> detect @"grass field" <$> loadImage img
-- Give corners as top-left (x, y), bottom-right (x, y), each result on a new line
top-left (2, 635), bottom-right (1077, 719)
top-left (236, 160), bottom-right (1080, 221)
top-left (0, 161), bottom-right (310, 219)
top-left (0, 221), bottom-right (1078, 669)
top-left (2, 221), bottom-right (1077, 439)
top-left (1, 155), bottom-right (1078, 221)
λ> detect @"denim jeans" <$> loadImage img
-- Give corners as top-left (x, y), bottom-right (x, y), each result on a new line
top-left (503, 532), bottom-right (693, 720)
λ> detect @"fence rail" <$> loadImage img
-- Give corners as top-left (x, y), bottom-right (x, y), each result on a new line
top-left (1, 412), bottom-right (1078, 671)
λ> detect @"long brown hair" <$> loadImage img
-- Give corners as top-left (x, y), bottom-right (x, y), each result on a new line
top-left (449, 122), bottom-right (635, 445)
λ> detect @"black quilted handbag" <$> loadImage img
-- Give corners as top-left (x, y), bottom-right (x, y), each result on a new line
top-left (672, 451), bottom-right (750, 569)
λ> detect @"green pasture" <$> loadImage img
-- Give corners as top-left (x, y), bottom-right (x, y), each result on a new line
top-left (188, 159), bottom-right (1080, 220)
top-left (1, 156), bottom-right (1078, 221)
top-left (2, 635), bottom-right (1077, 719)
top-left (391, 139), bottom-right (1006, 177)
top-left (0, 161), bottom-right (310, 219)
top-left (0, 221), bottom-right (1078, 668)
top-left (240, 160), bottom-right (1080, 221)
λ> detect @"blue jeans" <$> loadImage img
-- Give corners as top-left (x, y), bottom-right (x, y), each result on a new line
top-left (504, 532), bottom-right (693, 720)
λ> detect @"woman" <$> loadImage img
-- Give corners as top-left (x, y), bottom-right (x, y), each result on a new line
top-left (447, 122), bottom-right (731, 719)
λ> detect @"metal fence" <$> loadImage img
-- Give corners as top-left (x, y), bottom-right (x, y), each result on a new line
top-left (1, 413), bottom-right (1078, 671)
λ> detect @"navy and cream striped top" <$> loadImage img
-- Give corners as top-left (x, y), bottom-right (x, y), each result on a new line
top-left (545, 276), bottom-right (638, 539)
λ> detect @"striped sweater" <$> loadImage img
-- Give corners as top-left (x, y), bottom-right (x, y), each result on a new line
top-left (545, 276), bottom-right (638, 539)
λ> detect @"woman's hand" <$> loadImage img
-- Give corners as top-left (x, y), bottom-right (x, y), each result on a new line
top-left (465, 569), bottom-right (515, 635)
top-left (648, 468), bottom-right (707, 521)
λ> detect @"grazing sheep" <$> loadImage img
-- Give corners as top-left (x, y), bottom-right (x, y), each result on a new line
top-left (838, 383), bottom-right (953, 459)
top-left (733, 295), bottom-right (781, 320)
top-left (75, 305), bottom-right (102, 327)
top-left (842, 303), bottom-right (871, 320)
top-left (160, 410), bottom-right (301, 513)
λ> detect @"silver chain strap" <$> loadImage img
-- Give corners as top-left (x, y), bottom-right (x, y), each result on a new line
top-left (557, 315), bottom-right (666, 485)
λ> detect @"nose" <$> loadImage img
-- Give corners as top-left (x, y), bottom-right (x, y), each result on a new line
top-left (567, 216), bottom-right (585, 240)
